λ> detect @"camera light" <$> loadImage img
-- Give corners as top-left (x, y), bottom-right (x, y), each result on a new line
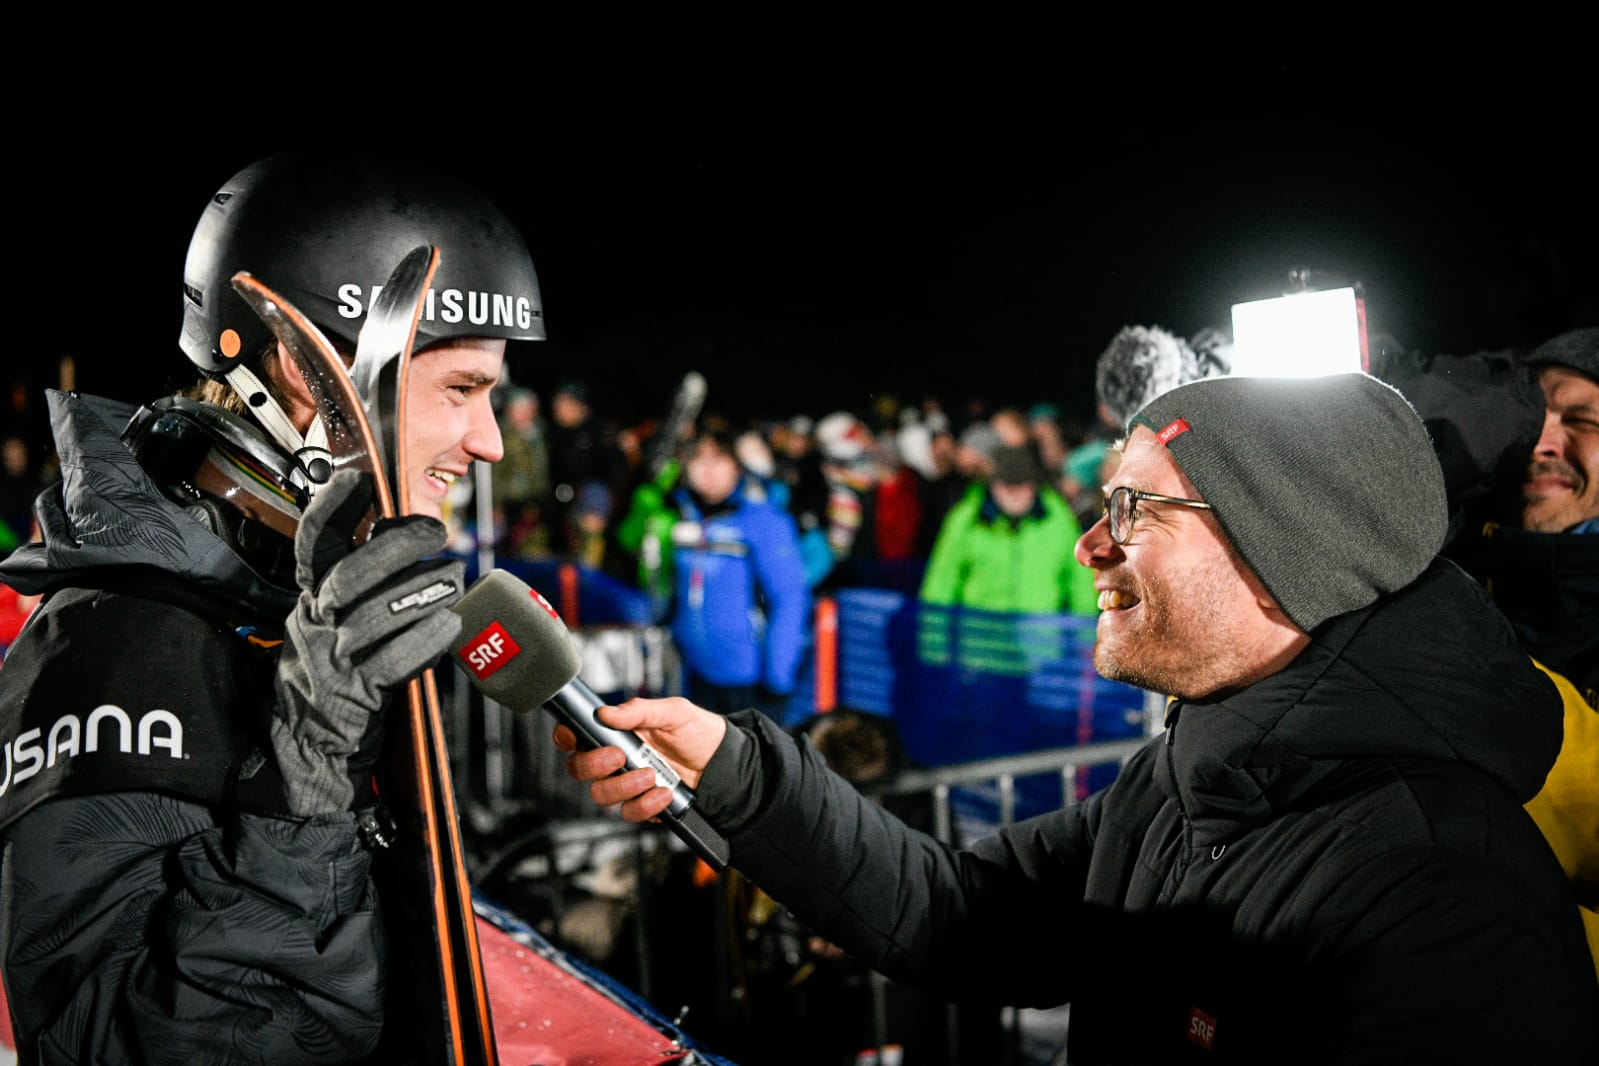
top-left (1230, 287), bottom-right (1366, 378)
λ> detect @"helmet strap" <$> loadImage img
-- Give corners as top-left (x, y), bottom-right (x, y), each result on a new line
top-left (224, 363), bottom-right (334, 497)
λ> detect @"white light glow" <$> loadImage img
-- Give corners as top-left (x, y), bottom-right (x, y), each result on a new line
top-left (1230, 288), bottom-right (1364, 378)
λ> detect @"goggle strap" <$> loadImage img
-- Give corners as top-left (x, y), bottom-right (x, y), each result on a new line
top-left (225, 363), bottom-right (331, 497)
top-left (225, 364), bottom-right (306, 451)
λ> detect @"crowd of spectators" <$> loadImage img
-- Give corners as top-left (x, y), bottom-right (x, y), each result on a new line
top-left (477, 373), bottom-right (1150, 617)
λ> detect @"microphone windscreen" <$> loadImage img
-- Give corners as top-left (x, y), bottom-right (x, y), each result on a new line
top-left (449, 569), bottom-right (582, 710)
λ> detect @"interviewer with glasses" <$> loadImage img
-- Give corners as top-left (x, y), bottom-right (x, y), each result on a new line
top-left (560, 372), bottom-right (1599, 1064)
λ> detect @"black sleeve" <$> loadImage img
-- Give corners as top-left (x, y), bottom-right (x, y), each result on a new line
top-left (713, 709), bottom-right (1102, 1006)
top-left (1, 792), bottom-right (383, 1065)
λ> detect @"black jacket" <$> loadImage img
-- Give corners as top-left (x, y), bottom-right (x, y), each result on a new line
top-left (698, 560), bottom-right (1599, 1063)
top-left (1474, 521), bottom-right (1598, 701)
top-left (0, 391), bottom-right (384, 1064)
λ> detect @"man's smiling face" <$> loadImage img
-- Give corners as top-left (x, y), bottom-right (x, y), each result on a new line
top-left (402, 338), bottom-right (507, 520)
top-left (1521, 365), bottom-right (1599, 534)
top-left (1074, 428), bottom-right (1287, 700)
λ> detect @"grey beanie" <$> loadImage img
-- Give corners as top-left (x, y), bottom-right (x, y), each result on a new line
top-left (1523, 326), bottom-right (1598, 382)
top-left (1130, 373), bottom-right (1447, 633)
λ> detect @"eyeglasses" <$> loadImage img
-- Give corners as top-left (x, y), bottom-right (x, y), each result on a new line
top-left (1102, 485), bottom-right (1213, 545)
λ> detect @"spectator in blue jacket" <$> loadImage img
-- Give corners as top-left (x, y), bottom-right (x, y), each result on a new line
top-left (669, 426), bottom-right (812, 716)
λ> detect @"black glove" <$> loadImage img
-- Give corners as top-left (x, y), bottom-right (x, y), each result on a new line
top-left (270, 470), bottom-right (464, 814)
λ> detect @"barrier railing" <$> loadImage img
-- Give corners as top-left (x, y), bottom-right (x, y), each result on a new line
top-left (472, 730), bottom-right (1148, 1065)
top-left (864, 736), bottom-right (1149, 1066)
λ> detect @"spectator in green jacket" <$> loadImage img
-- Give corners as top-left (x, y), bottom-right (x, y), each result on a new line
top-left (918, 444), bottom-right (1098, 616)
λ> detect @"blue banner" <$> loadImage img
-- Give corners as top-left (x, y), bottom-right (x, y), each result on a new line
top-left (833, 591), bottom-right (1150, 817)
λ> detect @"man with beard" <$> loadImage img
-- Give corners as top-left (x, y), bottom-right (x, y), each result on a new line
top-left (555, 372), bottom-right (1599, 1063)
top-left (1376, 326), bottom-right (1597, 978)
top-left (1509, 329), bottom-right (1598, 977)
top-left (1448, 327), bottom-right (1596, 974)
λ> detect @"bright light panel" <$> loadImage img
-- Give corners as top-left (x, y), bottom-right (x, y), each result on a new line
top-left (1230, 288), bottom-right (1364, 378)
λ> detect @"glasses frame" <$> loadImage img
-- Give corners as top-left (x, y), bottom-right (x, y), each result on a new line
top-left (1103, 485), bottom-right (1213, 545)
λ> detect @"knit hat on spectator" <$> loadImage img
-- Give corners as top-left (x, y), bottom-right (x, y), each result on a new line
top-left (816, 411), bottom-right (872, 463)
top-left (991, 444), bottom-right (1045, 485)
top-left (1130, 372), bottom-right (1447, 633)
top-left (958, 422), bottom-right (1002, 461)
top-left (554, 379), bottom-right (590, 404)
top-left (1523, 326), bottom-right (1598, 381)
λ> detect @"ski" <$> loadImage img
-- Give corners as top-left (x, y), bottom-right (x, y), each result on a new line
top-left (353, 246), bottom-right (499, 1066)
top-left (645, 369), bottom-right (707, 479)
top-left (232, 259), bottom-right (497, 1066)
top-left (348, 243), bottom-right (436, 490)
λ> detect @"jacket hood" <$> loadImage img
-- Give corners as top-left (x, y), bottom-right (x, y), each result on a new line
top-left (1165, 559), bottom-right (1562, 843)
top-left (0, 390), bottom-right (297, 621)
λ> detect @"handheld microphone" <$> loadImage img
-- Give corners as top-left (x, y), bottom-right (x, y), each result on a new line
top-left (449, 568), bottom-right (729, 870)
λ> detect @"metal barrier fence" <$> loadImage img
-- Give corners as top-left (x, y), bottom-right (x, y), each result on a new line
top-left (862, 737), bottom-right (1150, 1066)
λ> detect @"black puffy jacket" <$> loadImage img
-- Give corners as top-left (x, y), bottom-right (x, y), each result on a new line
top-left (1, 391), bottom-right (385, 1064)
top-left (701, 560), bottom-right (1599, 1063)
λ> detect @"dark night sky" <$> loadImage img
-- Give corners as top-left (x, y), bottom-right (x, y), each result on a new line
top-left (12, 48), bottom-right (1595, 441)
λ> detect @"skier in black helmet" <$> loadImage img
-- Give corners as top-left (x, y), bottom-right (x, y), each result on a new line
top-left (0, 150), bottom-right (543, 1064)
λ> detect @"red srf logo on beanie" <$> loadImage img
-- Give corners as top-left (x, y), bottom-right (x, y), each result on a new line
top-left (1156, 418), bottom-right (1192, 445)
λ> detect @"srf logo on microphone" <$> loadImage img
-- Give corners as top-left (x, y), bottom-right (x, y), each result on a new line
top-left (459, 621), bottom-right (521, 681)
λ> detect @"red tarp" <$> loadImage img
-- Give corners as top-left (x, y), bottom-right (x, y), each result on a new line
top-left (479, 912), bottom-right (694, 1065)
top-left (0, 913), bottom-right (705, 1065)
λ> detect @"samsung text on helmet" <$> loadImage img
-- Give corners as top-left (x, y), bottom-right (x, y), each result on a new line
top-left (336, 284), bottom-right (540, 331)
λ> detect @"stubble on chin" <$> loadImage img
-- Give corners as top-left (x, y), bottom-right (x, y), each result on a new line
top-left (1521, 497), bottom-right (1590, 534)
top-left (1091, 554), bottom-right (1251, 701)
top-left (1095, 651), bottom-right (1172, 699)
top-left (1520, 459), bottom-right (1591, 533)
top-left (1092, 607), bottom-right (1181, 697)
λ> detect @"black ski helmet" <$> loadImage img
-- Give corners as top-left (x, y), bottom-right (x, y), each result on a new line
top-left (179, 151), bottom-right (544, 376)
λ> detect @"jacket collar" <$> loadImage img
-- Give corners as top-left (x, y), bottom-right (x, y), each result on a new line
top-left (978, 486), bottom-right (1048, 526)
top-left (1155, 559), bottom-right (1563, 845)
top-left (0, 390), bottom-right (297, 623)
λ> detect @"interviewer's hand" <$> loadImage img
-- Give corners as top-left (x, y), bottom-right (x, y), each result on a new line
top-left (555, 696), bottom-right (727, 823)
